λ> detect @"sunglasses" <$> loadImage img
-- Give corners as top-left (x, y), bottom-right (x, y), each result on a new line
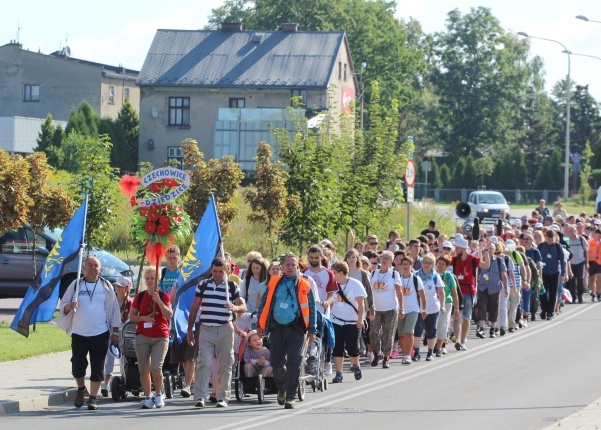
top-left (370, 261), bottom-right (378, 265)
top-left (443, 247), bottom-right (451, 251)
top-left (369, 242), bottom-right (378, 246)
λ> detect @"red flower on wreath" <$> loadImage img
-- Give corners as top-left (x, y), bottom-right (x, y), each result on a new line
top-left (157, 224), bottom-right (171, 236)
top-left (159, 215), bottom-right (171, 226)
top-left (145, 221), bottom-right (157, 234)
top-left (119, 174), bottom-right (141, 197)
top-left (164, 178), bottom-right (179, 187)
top-left (139, 207), bottom-right (148, 217)
top-left (149, 181), bottom-right (163, 193)
top-left (147, 211), bottom-right (159, 222)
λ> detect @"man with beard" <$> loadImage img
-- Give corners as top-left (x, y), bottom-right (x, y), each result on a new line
top-left (451, 236), bottom-right (491, 351)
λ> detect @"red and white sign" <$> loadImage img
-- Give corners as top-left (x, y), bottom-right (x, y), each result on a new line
top-left (405, 160), bottom-right (416, 187)
top-left (341, 86), bottom-right (355, 114)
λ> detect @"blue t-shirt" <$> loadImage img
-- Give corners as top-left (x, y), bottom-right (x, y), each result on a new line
top-left (160, 268), bottom-right (179, 292)
top-left (273, 275), bottom-right (300, 325)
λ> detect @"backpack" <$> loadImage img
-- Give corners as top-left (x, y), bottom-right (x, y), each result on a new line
top-left (526, 257), bottom-right (540, 287)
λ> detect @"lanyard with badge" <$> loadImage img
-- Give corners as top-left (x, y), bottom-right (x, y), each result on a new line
top-left (280, 278), bottom-right (295, 309)
top-left (83, 279), bottom-right (99, 308)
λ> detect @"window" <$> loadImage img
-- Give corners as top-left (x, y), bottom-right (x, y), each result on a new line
top-left (108, 86), bottom-right (115, 104)
top-left (124, 88), bottom-right (130, 100)
top-left (23, 84), bottom-right (40, 102)
top-left (291, 89), bottom-right (307, 107)
top-left (0, 228), bottom-right (42, 254)
top-left (169, 97), bottom-right (190, 126)
top-left (229, 98), bottom-right (245, 108)
top-left (167, 146), bottom-right (183, 168)
top-left (343, 63), bottom-right (347, 82)
top-left (338, 62), bottom-right (342, 80)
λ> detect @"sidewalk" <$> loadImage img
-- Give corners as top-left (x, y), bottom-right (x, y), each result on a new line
top-left (0, 350), bottom-right (117, 415)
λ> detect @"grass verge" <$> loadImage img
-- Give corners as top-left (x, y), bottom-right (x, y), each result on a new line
top-left (0, 319), bottom-right (71, 362)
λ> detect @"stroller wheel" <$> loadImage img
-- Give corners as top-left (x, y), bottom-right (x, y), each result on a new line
top-left (257, 375), bottom-right (265, 404)
top-left (235, 378), bottom-right (245, 401)
top-left (311, 381), bottom-right (316, 392)
top-left (110, 376), bottom-right (121, 402)
top-left (297, 367), bottom-right (306, 401)
top-left (164, 375), bottom-right (172, 399)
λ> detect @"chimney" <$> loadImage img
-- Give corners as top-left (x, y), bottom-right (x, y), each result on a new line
top-left (281, 23), bottom-right (299, 32)
top-left (222, 22), bottom-right (243, 31)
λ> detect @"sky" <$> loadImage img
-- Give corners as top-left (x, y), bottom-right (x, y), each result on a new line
top-left (1, 0), bottom-right (601, 100)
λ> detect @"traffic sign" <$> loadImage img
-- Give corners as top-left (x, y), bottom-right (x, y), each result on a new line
top-left (405, 159), bottom-right (416, 187)
top-left (407, 186), bottom-right (414, 202)
top-left (571, 153), bottom-right (582, 163)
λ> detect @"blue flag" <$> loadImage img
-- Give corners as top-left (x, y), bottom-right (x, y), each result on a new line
top-left (11, 198), bottom-right (88, 337)
top-left (173, 194), bottom-right (222, 342)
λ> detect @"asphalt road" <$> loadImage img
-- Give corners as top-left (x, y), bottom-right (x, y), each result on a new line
top-left (3, 301), bottom-right (601, 429)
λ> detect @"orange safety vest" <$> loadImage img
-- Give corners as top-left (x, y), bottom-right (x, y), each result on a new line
top-left (258, 275), bottom-right (311, 330)
top-left (589, 239), bottom-right (601, 264)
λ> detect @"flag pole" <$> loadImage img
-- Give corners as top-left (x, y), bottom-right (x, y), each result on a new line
top-left (73, 194), bottom-right (89, 311)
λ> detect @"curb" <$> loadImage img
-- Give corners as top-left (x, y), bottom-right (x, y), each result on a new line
top-left (0, 388), bottom-right (78, 415)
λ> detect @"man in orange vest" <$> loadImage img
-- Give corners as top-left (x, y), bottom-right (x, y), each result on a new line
top-left (257, 253), bottom-right (317, 410)
top-left (588, 228), bottom-right (601, 301)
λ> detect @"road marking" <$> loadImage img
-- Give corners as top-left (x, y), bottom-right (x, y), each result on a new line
top-left (209, 304), bottom-right (595, 430)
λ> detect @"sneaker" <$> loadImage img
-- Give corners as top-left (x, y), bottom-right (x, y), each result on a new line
top-left (476, 328), bottom-right (485, 339)
top-left (194, 399), bottom-right (205, 408)
top-left (489, 329), bottom-right (496, 338)
top-left (382, 358), bottom-right (390, 369)
top-left (508, 327), bottom-right (515, 333)
top-left (74, 387), bottom-right (86, 408)
top-left (455, 341), bottom-right (461, 351)
top-left (332, 372), bottom-right (343, 383)
top-left (441, 347), bottom-right (447, 355)
top-left (402, 357), bottom-right (411, 365)
top-left (325, 363), bottom-right (332, 376)
top-left (87, 396), bottom-right (98, 410)
top-left (518, 319), bottom-right (523, 328)
top-left (216, 400), bottom-right (228, 408)
top-left (349, 363), bottom-right (359, 372)
top-left (435, 349), bottom-right (442, 358)
top-left (460, 342), bottom-right (468, 351)
top-left (364, 352), bottom-right (373, 364)
top-left (412, 354), bottom-right (421, 362)
top-left (450, 335), bottom-right (457, 343)
top-left (155, 394), bottom-right (165, 408)
top-left (277, 391), bottom-right (286, 406)
top-left (500, 327), bottom-right (506, 336)
top-left (181, 385), bottom-right (191, 398)
top-left (285, 399), bottom-right (296, 409)
top-left (389, 350), bottom-right (400, 359)
top-left (209, 394), bottom-right (217, 403)
top-left (142, 397), bottom-right (155, 409)
top-left (540, 311), bottom-right (547, 319)
top-left (426, 354), bottom-right (433, 362)
top-left (547, 314), bottom-right (554, 320)
top-left (371, 353), bottom-right (382, 367)
top-left (522, 320), bottom-right (528, 328)
top-left (354, 367), bottom-right (362, 380)
top-left (101, 386), bottom-right (109, 398)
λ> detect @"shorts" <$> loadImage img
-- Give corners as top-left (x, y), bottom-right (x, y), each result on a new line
top-left (461, 294), bottom-right (476, 320)
top-left (588, 261), bottom-right (601, 276)
top-left (397, 311), bottom-right (419, 335)
top-left (414, 312), bottom-right (439, 340)
top-left (170, 336), bottom-right (197, 363)
top-left (332, 323), bottom-right (361, 358)
top-left (436, 303), bottom-right (453, 340)
top-left (72, 331), bottom-right (109, 382)
top-left (135, 334), bottom-right (169, 374)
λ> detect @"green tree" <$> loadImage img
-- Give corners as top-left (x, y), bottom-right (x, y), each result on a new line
top-left (35, 114), bottom-right (62, 167)
top-left (533, 157), bottom-right (553, 190)
top-left (580, 140), bottom-right (594, 204)
top-left (439, 164), bottom-right (451, 188)
top-left (243, 142), bottom-right (289, 256)
top-left (65, 101), bottom-right (100, 137)
top-left (182, 139), bottom-right (244, 236)
top-left (463, 155), bottom-right (477, 188)
top-left (117, 99), bottom-right (140, 171)
top-left (474, 156), bottom-right (494, 187)
top-left (67, 133), bottom-right (119, 248)
top-left (450, 158), bottom-right (466, 189)
top-left (431, 158), bottom-right (442, 189)
top-left (428, 7), bottom-right (529, 157)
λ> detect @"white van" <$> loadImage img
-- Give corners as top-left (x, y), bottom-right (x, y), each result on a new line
top-left (468, 191), bottom-right (511, 223)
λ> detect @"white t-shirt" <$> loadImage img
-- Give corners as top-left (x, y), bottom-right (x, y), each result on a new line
top-left (240, 277), bottom-right (261, 313)
top-left (420, 274), bottom-right (444, 314)
top-left (331, 277), bottom-right (367, 325)
top-left (72, 279), bottom-right (109, 336)
top-left (370, 269), bottom-right (401, 312)
top-left (304, 268), bottom-right (332, 316)
top-left (399, 274), bottom-right (424, 314)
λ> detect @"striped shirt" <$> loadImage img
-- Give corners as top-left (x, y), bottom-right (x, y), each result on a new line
top-left (196, 278), bottom-right (241, 326)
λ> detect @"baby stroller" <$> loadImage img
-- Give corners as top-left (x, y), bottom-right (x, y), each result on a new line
top-left (110, 320), bottom-right (173, 401)
top-left (233, 331), bottom-right (306, 404)
top-left (304, 311), bottom-right (329, 392)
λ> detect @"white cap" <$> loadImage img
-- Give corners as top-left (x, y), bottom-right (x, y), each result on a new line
top-left (490, 236), bottom-right (498, 243)
top-left (550, 224), bottom-right (560, 231)
top-left (512, 219), bottom-right (521, 225)
top-left (455, 237), bottom-right (469, 248)
top-left (485, 225), bottom-right (494, 232)
top-left (114, 276), bottom-right (132, 288)
top-left (534, 222), bottom-right (543, 228)
top-left (442, 241), bottom-right (453, 248)
top-left (505, 239), bottom-right (516, 252)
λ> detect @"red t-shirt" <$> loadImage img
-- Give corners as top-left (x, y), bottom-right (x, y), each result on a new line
top-left (133, 290), bottom-right (171, 338)
top-left (451, 255), bottom-right (481, 296)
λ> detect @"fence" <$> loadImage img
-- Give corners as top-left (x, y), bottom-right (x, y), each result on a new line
top-left (412, 183), bottom-right (563, 205)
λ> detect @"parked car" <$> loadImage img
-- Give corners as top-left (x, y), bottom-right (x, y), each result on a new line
top-left (468, 191), bottom-right (511, 223)
top-left (0, 226), bottom-right (135, 299)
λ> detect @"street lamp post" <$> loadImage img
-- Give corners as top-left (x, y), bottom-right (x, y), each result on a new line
top-left (517, 32), bottom-right (571, 200)
top-left (576, 15), bottom-right (601, 24)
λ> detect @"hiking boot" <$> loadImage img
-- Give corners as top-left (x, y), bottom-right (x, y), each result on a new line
top-left (74, 387), bottom-right (86, 408)
top-left (277, 391), bottom-right (286, 405)
top-left (87, 396), bottom-right (98, 410)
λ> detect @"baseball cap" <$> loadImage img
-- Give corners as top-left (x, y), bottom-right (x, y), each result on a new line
top-left (485, 225), bottom-right (494, 232)
top-left (114, 276), bottom-right (132, 288)
top-left (545, 215), bottom-right (554, 223)
top-left (534, 222), bottom-right (543, 229)
top-left (490, 236), bottom-right (498, 243)
top-left (550, 224), bottom-right (560, 231)
top-left (442, 241), bottom-right (453, 249)
top-left (505, 239), bottom-right (516, 252)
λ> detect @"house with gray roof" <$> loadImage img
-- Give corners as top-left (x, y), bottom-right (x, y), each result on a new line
top-left (137, 23), bottom-right (358, 169)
